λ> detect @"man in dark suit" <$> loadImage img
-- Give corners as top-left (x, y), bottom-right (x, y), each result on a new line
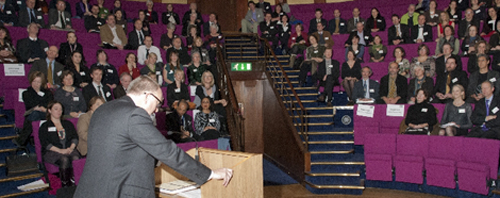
top-left (82, 66), bottom-right (113, 105)
top-left (165, 100), bottom-right (199, 143)
top-left (434, 57), bottom-right (468, 103)
top-left (166, 37), bottom-right (190, 65)
top-left (161, 3), bottom-right (180, 25)
top-left (260, 13), bottom-right (278, 48)
top-left (435, 43), bottom-right (463, 77)
top-left (0, 0), bottom-right (18, 26)
top-left (353, 66), bottom-right (380, 103)
top-left (256, 0), bottom-right (271, 14)
top-left (28, 46), bottom-right (63, 88)
top-left (113, 72), bottom-right (132, 99)
top-left (16, 23), bottom-right (49, 63)
top-left (328, 9), bottom-right (347, 35)
top-left (84, 5), bottom-right (104, 33)
top-left (203, 13), bottom-right (221, 37)
top-left (346, 8), bottom-right (365, 32)
top-left (48, 0), bottom-right (72, 30)
top-left (308, 8), bottom-right (327, 34)
top-left (379, 62), bottom-right (408, 104)
top-left (467, 54), bottom-right (500, 103)
top-left (126, 19), bottom-right (150, 50)
top-left (412, 15), bottom-right (433, 43)
top-left (468, 81), bottom-right (500, 139)
top-left (345, 22), bottom-right (373, 47)
top-left (315, 49), bottom-right (340, 106)
top-left (458, 8), bottom-right (480, 39)
top-left (57, 32), bottom-right (84, 64)
top-left (17, 0), bottom-right (45, 27)
top-left (73, 76), bottom-right (233, 197)
top-left (388, 14), bottom-right (410, 45)
top-left (312, 22), bottom-right (334, 48)
top-left (48, 0), bottom-right (70, 16)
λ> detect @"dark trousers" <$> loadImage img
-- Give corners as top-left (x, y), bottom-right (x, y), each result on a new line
top-left (299, 61), bottom-right (318, 85)
top-left (279, 34), bottom-right (290, 52)
top-left (290, 44), bottom-right (307, 55)
top-left (319, 75), bottom-right (337, 101)
top-left (467, 127), bottom-right (500, 139)
top-left (16, 111), bottom-right (46, 146)
top-left (101, 43), bottom-right (118, 49)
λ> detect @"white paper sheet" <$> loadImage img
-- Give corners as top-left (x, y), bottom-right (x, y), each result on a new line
top-left (4, 63), bottom-right (25, 76)
top-left (356, 104), bottom-right (375, 118)
top-left (386, 104), bottom-right (405, 117)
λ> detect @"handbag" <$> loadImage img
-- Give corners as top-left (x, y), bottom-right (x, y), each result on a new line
top-left (5, 147), bottom-right (39, 177)
top-left (404, 127), bottom-right (430, 135)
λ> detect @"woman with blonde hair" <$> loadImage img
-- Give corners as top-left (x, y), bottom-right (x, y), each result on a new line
top-left (439, 84), bottom-right (472, 136)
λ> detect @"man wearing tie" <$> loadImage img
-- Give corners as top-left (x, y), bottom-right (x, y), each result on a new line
top-left (433, 57), bottom-right (468, 103)
top-left (346, 8), bottom-right (364, 32)
top-left (17, 0), bottom-right (45, 27)
top-left (203, 13), bottom-right (220, 37)
top-left (48, 0), bottom-right (72, 30)
top-left (388, 14), bottom-right (410, 45)
top-left (28, 46), bottom-right (64, 88)
top-left (312, 22), bottom-right (334, 48)
top-left (82, 66), bottom-right (113, 106)
top-left (0, 0), bottom-right (18, 26)
top-left (412, 15), bottom-right (433, 43)
top-left (468, 81), bottom-right (500, 139)
top-left (126, 19), bottom-right (150, 50)
top-left (328, 9), bottom-right (347, 35)
top-left (352, 66), bottom-right (380, 103)
top-left (308, 8), bottom-right (327, 34)
top-left (137, 35), bottom-right (162, 65)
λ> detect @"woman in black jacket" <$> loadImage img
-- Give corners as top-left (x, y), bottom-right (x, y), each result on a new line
top-left (405, 89), bottom-right (437, 134)
top-left (365, 8), bottom-right (386, 32)
top-left (167, 69), bottom-right (190, 108)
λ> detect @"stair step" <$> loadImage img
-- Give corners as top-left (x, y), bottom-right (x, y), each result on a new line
top-left (272, 75), bottom-right (298, 78)
top-left (292, 114), bottom-right (332, 118)
top-left (295, 122), bottom-right (333, 126)
top-left (295, 93), bottom-right (318, 96)
top-left (225, 42), bottom-right (255, 46)
top-left (225, 38), bottom-right (252, 41)
top-left (311, 161), bottom-right (365, 165)
top-left (306, 131), bottom-right (353, 135)
top-left (277, 70), bottom-right (300, 73)
top-left (0, 173), bottom-right (44, 183)
top-left (0, 188), bottom-right (48, 198)
top-left (0, 114), bottom-right (4, 118)
top-left (310, 149), bottom-right (354, 154)
top-left (276, 81), bottom-right (299, 84)
top-left (305, 141), bottom-right (354, 144)
top-left (0, 124), bottom-right (15, 129)
top-left (0, 104), bottom-right (3, 108)
top-left (226, 51), bottom-right (258, 54)
top-left (305, 172), bottom-right (360, 177)
top-left (0, 135), bottom-right (17, 141)
top-left (304, 180), bottom-right (365, 190)
top-left (286, 87), bottom-right (315, 90)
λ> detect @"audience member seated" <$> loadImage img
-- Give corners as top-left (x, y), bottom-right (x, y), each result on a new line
top-left (167, 69), bottom-right (190, 108)
top-left (256, 0), bottom-right (271, 14)
top-left (366, 8), bottom-right (386, 32)
top-left (65, 51), bottom-right (90, 88)
top-left (185, 24), bottom-right (200, 47)
top-left (18, 0), bottom-right (46, 27)
top-left (346, 7), bottom-right (364, 33)
top-left (35, 0), bottom-right (49, 15)
top-left (203, 13), bottom-right (221, 37)
top-left (118, 52), bottom-right (140, 79)
top-left (379, 62), bottom-right (408, 104)
top-left (29, 46), bottom-right (63, 88)
top-left (423, 0), bottom-right (441, 26)
top-left (137, 11), bottom-right (152, 34)
top-left (162, 3), bottom-right (180, 26)
top-left (404, 88), bottom-right (437, 134)
top-left (467, 54), bottom-right (500, 103)
top-left (84, 5), bottom-right (105, 33)
top-left (489, 22), bottom-right (500, 51)
top-left (470, 0), bottom-right (486, 21)
top-left (278, 0), bottom-right (290, 14)
top-left (188, 52), bottom-right (207, 85)
top-left (167, 37), bottom-right (190, 65)
top-left (341, 50), bottom-right (362, 102)
top-left (48, 0), bottom-right (72, 30)
top-left (125, 19), bottom-right (147, 50)
top-left (194, 71), bottom-right (227, 118)
top-left (193, 37), bottom-right (210, 65)
top-left (299, 35), bottom-right (325, 87)
top-left (241, 1), bottom-right (263, 34)
top-left (58, 32), bottom-right (84, 64)
top-left (312, 22), bottom-right (333, 49)
top-left (54, 71), bottom-right (86, 118)
top-left (467, 81), bottom-right (500, 139)
top-left (39, 101), bottom-right (80, 187)
top-left (435, 43), bottom-right (463, 77)
top-left (82, 66), bottom-right (113, 105)
top-left (369, 35), bottom-right (387, 62)
top-left (388, 14), bottom-right (410, 45)
top-left (166, 100), bottom-right (198, 143)
top-left (48, 0), bottom-right (70, 15)
top-left (410, 44), bottom-right (435, 78)
top-left (277, 15), bottom-right (291, 54)
top-left (468, 40), bottom-right (489, 73)
top-left (113, 72), bottom-right (131, 99)
top-left (461, 25), bottom-right (483, 56)
top-left (76, 96), bottom-right (104, 156)
top-left (138, 35), bottom-right (162, 65)
top-left (415, 0), bottom-right (428, 13)
top-left (195, 97), bottom-right (222, 140)
top-left (100, 14), bottom-right (127, 50)
top-left (315, 49), bottom-right (339, 106)
top-left (309, 8), bottom-right (327, 34)
top-left (111, 0), bottom-right (126, 20)
top-left (0, 26), bottom-right (17, 63)
top-left (75, 0), bottom-right (91, 19)
top-left (114, 10), bottom-right (127, 32)
top-left (16, 23), bottom-right (48, 63)
top-left (408, 65), bottom-right (434, 103)
top-left (0, 0), bottom-right (17, 26)
top-left (90, 50), bottom-right (118, 89)
top-left (458, 8), bottom-right (481, 39)
top-left (327, 9), bottom-right (347, 35)
top-left (481, 7), bottom-right (499, 36)
top-left (345, 22), bottom-right (373, 48)
top-left (96, 0), bottom-right (108, 19)
top-left (446, 0), bottom-right (461, 23)
top-left (182, 12), bottom-right (202, 37)
top-left (344, 35), bottom-right (364, 62)
top-left (160, 23), bottom-right (180, 50)
top-left (182, 2), bottom-right (203, 26)
top-left (434, 57), bottom-right (469, 103)
top-left (271, 4), bottom-right (286, 22)
top-left (412, 15), bottom-right (433, 43)
top-left (457, 0), bottom-right (469, 11)
top-left (352, 66), bottom-right (379, 104)
top-left (437, 13), bottom-right (455, 38)
top-left (393, 47), bottom-right (411, 78)
top-left (140, 53), bottom-right (163, 85)
top-left (440, 84), bottom-right (473, 136)
top-left (260, 12), bottom-right (278, 49)
top-left (288, 23), bottom-right (308, 67)
top-left (401, 4), bottom-right (419, 28)
top-left (13, 71), bottom-right (53, 147)
top-left (144, 0), bottom-right (158, 24)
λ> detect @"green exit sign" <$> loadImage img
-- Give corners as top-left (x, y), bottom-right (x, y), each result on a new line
top-left (231, 62), bottom-right (252, 71)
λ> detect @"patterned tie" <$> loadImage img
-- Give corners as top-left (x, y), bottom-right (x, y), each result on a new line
top-left (388, 77), bottom-right (397, 98)
top-left (47, 61), bottom-right (53, 85)
top-left (483, 99), bottom-right (490, 131)
top-left (97, 85), bottom-right (104, 97)
top-left (139, 31), bottom-right (144, 45)
top-left (60, 11), bottom-right (66, 28)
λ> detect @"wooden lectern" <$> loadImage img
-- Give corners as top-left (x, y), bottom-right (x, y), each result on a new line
top-left (155, 148), bottom-right (263, 198)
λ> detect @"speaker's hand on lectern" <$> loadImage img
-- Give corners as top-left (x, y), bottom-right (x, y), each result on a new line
top-left (211, 168), bottom-right (234, 186)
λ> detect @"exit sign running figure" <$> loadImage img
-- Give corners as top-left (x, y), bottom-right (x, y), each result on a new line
top-left (231, 62), bottom-right (252, 71)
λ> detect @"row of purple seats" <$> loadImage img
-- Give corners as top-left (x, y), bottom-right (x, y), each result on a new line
top-left (365, 134), bottom-right (500, 195)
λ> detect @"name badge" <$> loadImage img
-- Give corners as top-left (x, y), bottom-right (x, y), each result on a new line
top-left (156, 71), bottom-right (161, 75)
top-left (328, 65), bottom-right (333, 68)
top-left (459, 0), bottom-right (462, 3)
top-left (57, 71), bottom-right (62, 76)
top-left (104, 10), bottom-right (108, 13)
top-left (167, 14), bottom-right (170, 17)
top-left (6, 11), bottom-right (11, 14)
top-left (355, 50), bottom-right (359, 54)
top-left (292, 37), bottom-right (296, 40)
top-left (106, 92), bottom-right (111, 97)
top-left (378, 50), bottom-right (384, 53)
top-left (44, 47), bottom-right (48, 52)
top-left (37, 8), bottom-right (41, 11)
top-left (169, 70), bottom-right (173, 74)
top-left (37, 91), bottom-right (45, 97)
top-left (73, 97), bottom-right (79, 101)
top-left (48, 127), bottom-right (57, 132)
top-left (107, 69), bottom-right (113, 73)
top-left (398, 62), bottom-right (403, 65)
top-left (493, 107), bottom-right (499, 114)
top-left (193, 69), bottom-right (198, 72)
top-left (458, 108), bottom-right (466, 113)
top-left (97, 21), bottom-right (102, 25)
top-left (17, 1), bottom-right (21, 4)
top-left (490, 78), bottom-right (497, 82)
top-left (209, 119), bottom-right (215, 123)
top-left (37, 15), bottom-right (42, 19)
top-left (377, 19), bottom-right (382, 22)
top-left (369, 89), bottom-right (375, 93)
top-left (257, 15), bottom-right (260, 17)
top-left (340, 23), bottom-right (345, 26)
top-left (146, 13), bottom-right (150, 16)
top-left (175, 88), bottom-right (180, 93)
top-left (80, 71), bottom-right (86, 76)
top-left (266, 6), bottom-right (269, 9)
top-left (202, 53), bottom-right (206, 56)
top-left (364, 36), bottom-right (369, 40)
top-left (489, 20), bottom-right (495, 24)
top-left (421, 108), bottom-right (428, 112)
top-left (218, 35), bottom-right (222, 39)
top-left (325, 37), bottom-right (329, 40)
top-left (465, 44), bottom-right (469, 48)
top-left (476, 10), bottom-right (481, 14)
top-left (314, 50), bottom-right (318, 53)
top-left (453, 15), bottom-right (458, 19)
top-left (423, 32), bottom-right (428, 36)
top-left (280, 12), bottom-right (284, 15)
top-left (66, 18), bottom-right (70, 21)
top-left (452, 78), bottom-right (458, 83)
top-left (122, 24), bottom-right (125, 28)
top-left (433, 14), bottom-right (438, 17)
top-left (270, 26), bottom-right (274, 29)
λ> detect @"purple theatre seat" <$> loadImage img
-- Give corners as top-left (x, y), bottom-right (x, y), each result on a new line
top-left (353, 104), bottom-right (380, 145)
top-left (175, 139), bottom-right (219, 152)
top-left (394, 134), bottom-right (429, 184)
top-left (12, 88), bottom-right (25, 128)
top-left (32, 120), bottom-right (59, 174)
top-left (426, 136), bottom-right (463, 189)
top-left (433, 103), bottom-right (446, 121)
top-left (364, 133), bottom-right (397, 181)
top-left (155, 111), bottom-right (168, 138)
top-left (380, 104), bottom-right (409, 134)
top-left (72, 158), bottom-right (86, 185)
top-left (72, 18), bottom-right (86, 33)
top-left (457, 137), bottom-right (500, 195)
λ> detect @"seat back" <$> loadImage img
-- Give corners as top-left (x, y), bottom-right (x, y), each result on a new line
top-left (364, 133), bottom-right (397, 155)
top-left (461, 137), bottom-right (500, 179)
top-left (396, 134), bottom-right (429, 158)
top-left (427, 136), bottom-right (463, 161)
top-left (32, 120), bottom-right (44, 163)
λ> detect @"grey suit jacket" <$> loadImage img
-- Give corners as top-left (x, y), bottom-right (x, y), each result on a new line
top-left (352, 79), bottom-right (380, 102)
top-left (48, 9), bottom-right (72, 28)
top-left (467, 70), bottom-right (500, 100)
top-left (18, 7), bottom-right (46, 27)
top-left (28, 59), bottom-right (64, 85)
top-left (74, 96), bottom-right (212, 198)
top-left (347, 17), bottom-right (365, 32)
top-left (244, 8), bottom-right (264, 23)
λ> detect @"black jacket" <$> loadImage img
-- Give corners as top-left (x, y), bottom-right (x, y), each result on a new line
top-left (434, 69), bottom-right (468, 95)
top-left (203, 21), bottom-right (221, 37)
top-left (308, 18), bottom-right (327, 34)
top-left (256, 1), bottom-right (272, 13)
top-left (84, 15), bottom-right (104, 32)
top-left (365, 16), bottom-right (386, 31)
top-left (408, 77), bottom-right (434, 99)
top-left (435, 54), bottom-right (463, 77)
top-left (405, 101), bottom-right (437, 131)
top-left (458, 18), bottom-right (480, 39)
top-left (166, 47), bottom-right (191, 65)
top-left (64, 64), bottom-right (91, 88)
top-left (167, 82), bottom-right (190, 108)
top-left (317, 59), bottom-right (340, 82)
top-left (90, 63), bottom-right (119, 87)
top-left (388, 24), bottom-right (410, 45)
top-left (58, 42), bottom-right (84, 64)
top-left (82, 82), bottom-right (113, 105)
top-left (16, 37), bottom-right (48, 63)
top-left (471, 96), bottom-right (500, 132)
top-left (259, 20), bottom-right (278, 39)
top-left (113, 84), bottom-right (126, 99)
top-left (165, 111), bottom-right (197, 143)
top-left (22, 86), bottom-right (53, 111)
top-left (345, 30), bottom-right (373, 46)
top-left (39, 119), bottom-right (78, 155)
top-left (379, 74), bottom-right (408, 103)
top-left (327, 18), bottom-right (347, 34)
top-left (127, 29), bottom-right (150, 50)
top-left (0, 3), bottom-right (17, 25)
top-left (162, 11), bottom-right (180, 25)
top-left (411, 24), bottom-right (433, 43)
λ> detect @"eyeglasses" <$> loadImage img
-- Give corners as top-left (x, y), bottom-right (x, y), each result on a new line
top-left (145, 92), bottom-right (164, 108)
